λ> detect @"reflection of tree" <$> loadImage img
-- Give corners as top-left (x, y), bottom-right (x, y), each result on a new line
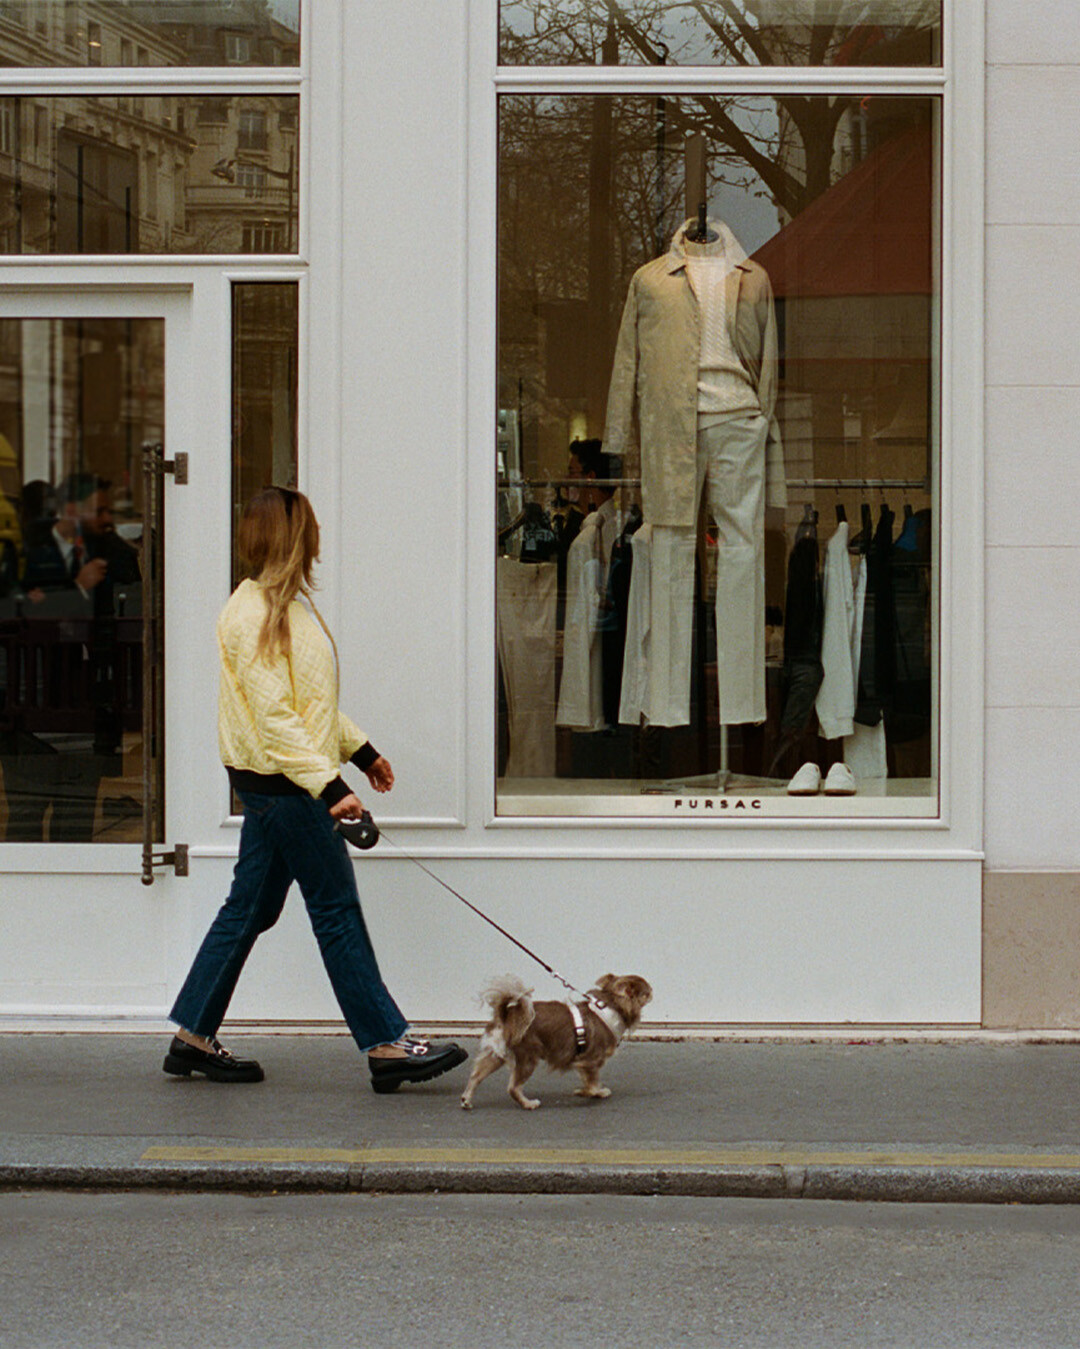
top-left (502, 0), bottom-right (937, 65)
top-left (499, 2), bottom-right (937, 452)
top-left (501, 0), bottom-right (936, 213)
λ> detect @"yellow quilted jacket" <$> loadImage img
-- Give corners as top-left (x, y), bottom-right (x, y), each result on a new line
top-left (217, 578), bottom-right (368, 798)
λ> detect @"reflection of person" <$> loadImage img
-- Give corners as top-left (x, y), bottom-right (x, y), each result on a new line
top-left (163, 487), bottom-right (467, 1090)
top-left (604, 218), bottom-right (786, 729)
top-left (1, 473), bottom-right (140, 841)
top-left (23, 472), bottom-right (139, 615)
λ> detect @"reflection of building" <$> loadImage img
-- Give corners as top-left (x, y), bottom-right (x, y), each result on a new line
top-left (0, 5), bottom-right (298, 254)
top-left (185, 96), bottom-right (297, 253)
top-left (125, 1), bottom-right (299, 67)
top-left (0, 1), bottom-right (298, 68)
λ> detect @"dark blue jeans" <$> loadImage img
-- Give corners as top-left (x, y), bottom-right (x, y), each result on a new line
top-left (170, 791), bottom-right (409, 1052)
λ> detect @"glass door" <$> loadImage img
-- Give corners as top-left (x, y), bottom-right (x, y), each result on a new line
top-left (0, 291), bottom-right (188, 863)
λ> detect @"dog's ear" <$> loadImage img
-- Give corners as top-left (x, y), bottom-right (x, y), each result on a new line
top-left (597, 973), bottom-right (617, 989)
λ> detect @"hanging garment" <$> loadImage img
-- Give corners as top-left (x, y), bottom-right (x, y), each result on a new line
top-left (618, 524), bottom-right (653, 725)
top-left (815, 521), bottom-right (869, 741)
top-left (602, 219), bottom-right (786, 528)
top-left (601, 512), bottom-right (639, 727)
top-left (779, 532), bottom-right (823, 734)
top-left (557, 505), bottom-right (612, 732)
top-left (843, 717), bottom-right (887, 781)
top-left (890, 507), bottom-right (933, 743)
top-left (496, 557), bottom-right (557, 777)
top-left (618, 411), bottom-right (768, 727)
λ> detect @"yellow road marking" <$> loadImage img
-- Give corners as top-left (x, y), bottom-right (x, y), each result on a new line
top-left (139, 1145), bottom-right (1080, 1169)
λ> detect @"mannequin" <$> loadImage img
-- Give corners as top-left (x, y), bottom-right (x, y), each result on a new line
top-left (605, 217), bottom-right (785, 733)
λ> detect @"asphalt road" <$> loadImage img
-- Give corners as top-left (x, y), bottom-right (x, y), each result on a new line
top-left (6, 1192), bottom-right (1080, 1348)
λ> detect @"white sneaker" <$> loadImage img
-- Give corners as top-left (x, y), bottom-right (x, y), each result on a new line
top-left (823, 762), bottom-right (857, 796)
top-left (786, 762), bottom-right (822, 795)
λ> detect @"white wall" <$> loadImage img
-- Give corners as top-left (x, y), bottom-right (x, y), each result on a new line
top-left (985, 1), bottom-right (1080, 869)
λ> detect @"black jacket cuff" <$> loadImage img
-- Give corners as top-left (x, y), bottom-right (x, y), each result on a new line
top-left (350, 743), bottom-right (381, 772)
top-left (320, 775), bottom-right (351, 807)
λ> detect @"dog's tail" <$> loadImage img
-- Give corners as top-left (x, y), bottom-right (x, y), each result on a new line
top-left (482, 975), bottom-right (535, 1046)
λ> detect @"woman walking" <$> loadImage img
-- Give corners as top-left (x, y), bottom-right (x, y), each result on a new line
top-left (163, 486), bottom-right (466, 1092)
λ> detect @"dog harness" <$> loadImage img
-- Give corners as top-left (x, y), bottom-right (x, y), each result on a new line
top-left (567, 995), bottom-right (627, 1056)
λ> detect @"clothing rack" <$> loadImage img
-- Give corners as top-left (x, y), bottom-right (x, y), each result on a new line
top-left (512, 477), bottom-right (642, 490)
top-left (785, 477), bottom-right (928, 491)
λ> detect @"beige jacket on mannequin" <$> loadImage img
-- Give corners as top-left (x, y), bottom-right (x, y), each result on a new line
top-left (602, 220), bottom-right (787, 528)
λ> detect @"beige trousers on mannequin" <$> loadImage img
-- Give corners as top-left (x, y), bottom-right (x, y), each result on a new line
top-left (620, 411), bottom-right (768, 728)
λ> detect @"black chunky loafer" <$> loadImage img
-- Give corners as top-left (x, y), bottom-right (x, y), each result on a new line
top-left (162, 1035), bottom-right (265, 1083)
top-left (368, 1037), bottom-right (468, 1093)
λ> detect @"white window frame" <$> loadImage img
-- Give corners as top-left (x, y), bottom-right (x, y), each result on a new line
top-left (468, 2), bottom-right (985, 860)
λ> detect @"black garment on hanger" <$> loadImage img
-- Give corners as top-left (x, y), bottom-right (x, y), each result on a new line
top-left (779, 532), bottom-right (823, 733)
top-left (854, 503), bottom-right (896, 727)
top-left (554, 504), bottom-right (585, 630)
top-left (600, 511), bottom-right (641, 728)
top-left (889, 507), bottom-right (932, 743)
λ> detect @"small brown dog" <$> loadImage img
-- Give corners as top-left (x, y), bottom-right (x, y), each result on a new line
top-left (460, 973), bottom-right (653, 1110)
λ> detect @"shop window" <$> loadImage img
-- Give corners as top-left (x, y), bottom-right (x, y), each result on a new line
top-left (0, 2), bottom-right (299, 67)
top-left (0, 96), bottom-right (298, 255)
top-left (495, 29), bottom-right (941, 819)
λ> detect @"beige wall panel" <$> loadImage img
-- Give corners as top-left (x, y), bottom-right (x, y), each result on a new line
top-left (984, 871), bottom-right (1080, 1027)
top-left (987, 67), bottom-right (1080, 223)
top-left (986, 387), bottom-right (1080, 547)
top-left (985, 708), bottom-right (1080, 869)
top-left (988, 0), bottom-right (1080, 66)
top-left (985, 547), bottom-right (1080, 709)
top-left (986, 226), bottom-right (1080, 388)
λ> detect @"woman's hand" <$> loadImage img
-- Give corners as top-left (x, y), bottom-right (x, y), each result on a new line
top-left (330, 792), bottom-right (366, 820)
top-left (365, 756), bottom-right (394, 793)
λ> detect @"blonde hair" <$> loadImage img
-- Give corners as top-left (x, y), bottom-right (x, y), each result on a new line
top-left (238, 487), bottom-right (336, 665)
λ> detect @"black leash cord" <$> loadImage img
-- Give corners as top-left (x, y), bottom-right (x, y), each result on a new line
top-left (376, 828), bottom-right (583, 1000)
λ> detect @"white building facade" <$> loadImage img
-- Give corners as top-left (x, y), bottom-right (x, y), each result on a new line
top-left (0, 1), bottom-right (1071, 1033)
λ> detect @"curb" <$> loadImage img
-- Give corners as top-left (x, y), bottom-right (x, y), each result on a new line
top-left (5, 1161), bottom-right (1080, 1203)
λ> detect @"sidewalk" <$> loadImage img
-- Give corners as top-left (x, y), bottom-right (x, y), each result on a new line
top-left (3, 1033), bottom-right (1080, 1202)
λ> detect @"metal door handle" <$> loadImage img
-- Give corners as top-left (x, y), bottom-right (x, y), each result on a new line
top-left (141, 442), bottom-right (188, 885)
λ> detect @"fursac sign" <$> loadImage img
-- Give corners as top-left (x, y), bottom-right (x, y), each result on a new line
top-left (671, 798), bottom-right (763, 812)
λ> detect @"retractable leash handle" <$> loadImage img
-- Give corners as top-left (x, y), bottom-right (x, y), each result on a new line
top-left (334, 810), bottom-right (380, 850)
